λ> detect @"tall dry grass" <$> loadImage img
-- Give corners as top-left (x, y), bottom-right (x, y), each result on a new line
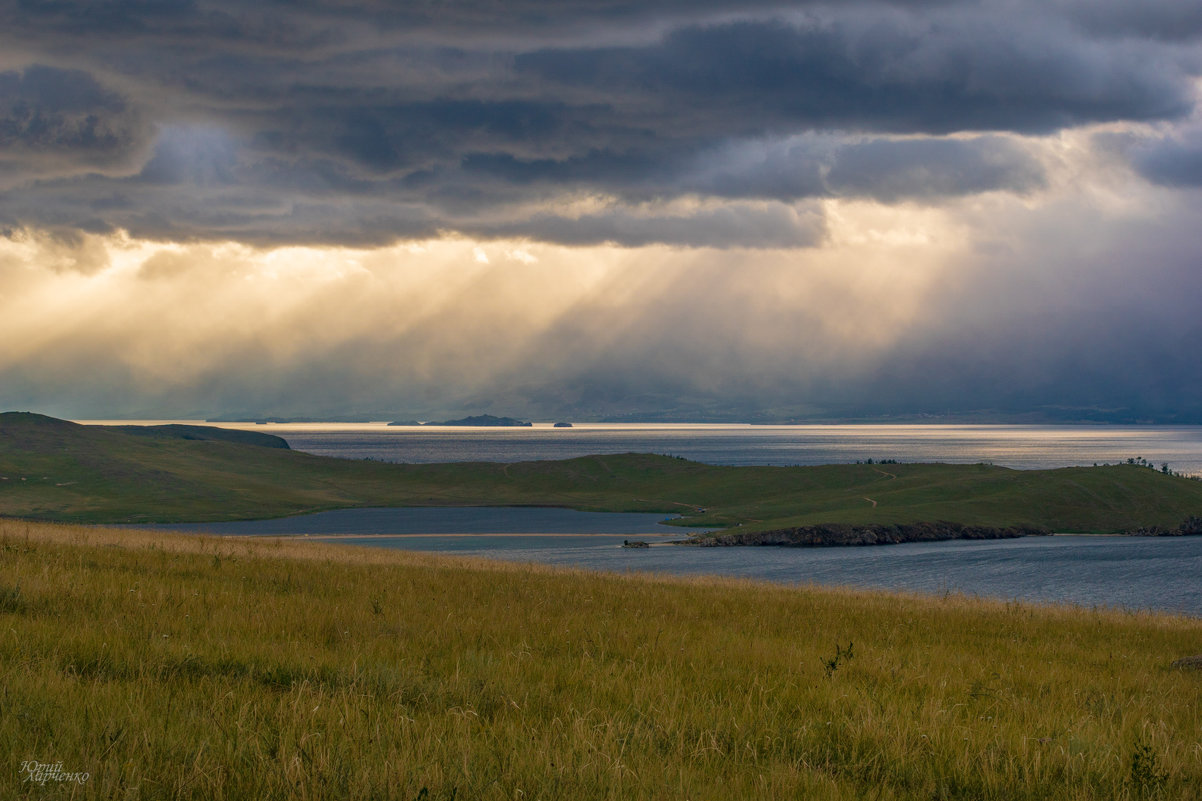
top-left (1, 519), bottom-right (1200, 799)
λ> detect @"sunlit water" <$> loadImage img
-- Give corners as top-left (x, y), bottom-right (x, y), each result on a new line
top-left (275, 424), bottom-right (1202, 474)
top-left (81, 421), bottom-right (1202, 474)
top-left (150, 508), bottom-right (1202, 617)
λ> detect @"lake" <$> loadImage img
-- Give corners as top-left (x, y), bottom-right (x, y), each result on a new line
top-left (150, 507), bottom-right (1202, 618)
top-left (78, 420), bottom-right (1202, 474)
top-left (101, 421), bottom-right (1202, 475)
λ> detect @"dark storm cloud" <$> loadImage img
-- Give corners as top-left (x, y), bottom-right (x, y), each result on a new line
top-left (825, 137), bottom-right (1047, 200)
top-left (1130, 134), bottom-right (1202, 189)
top-left (7, 1), bottom-right (949, 41)
top-left (0, 65), bottom-right (151, 186)
top-left (0, 0), bottom-right (1197, 246)
top-left (852, 280), bottom-right (1202, 423)
top-left (1059, 0), bottom-right (1202, 42)
top-left (829, 193), bottom-right (1202, 422)
top-left (515, 17), bottom-right (1191, 136)
top-left (683, 135), bottom-right (1045, 202)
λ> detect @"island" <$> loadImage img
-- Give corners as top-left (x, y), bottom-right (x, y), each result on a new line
top-left (425, 414), bottom-right (532, 427)
top-left (554, 421), bottom-right (574, 428)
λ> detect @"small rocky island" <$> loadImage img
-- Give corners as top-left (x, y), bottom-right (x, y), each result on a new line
top-left (554, 421), bottom-right (573, 428)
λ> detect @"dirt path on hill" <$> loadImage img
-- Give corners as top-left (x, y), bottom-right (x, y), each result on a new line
top-left (635, 498), bottom-right (705, 512)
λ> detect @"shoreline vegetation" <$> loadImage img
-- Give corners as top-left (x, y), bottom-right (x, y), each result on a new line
top-left (684, 518), bottom-right (1202, 547)
top-left (2, 412), bottom-right (1202, 544)
top-left (2, 518), bottom-right (1200, 799)
top-left (685, 521), bottom-right (1049, 547)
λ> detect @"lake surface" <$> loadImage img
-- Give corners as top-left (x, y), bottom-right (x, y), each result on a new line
top-left (149, 508), bottom-right (1202, 618)
top-left (79, 420), bottom-right (1202, 474)
top-left (81, 421), bottom-right (1202, 474)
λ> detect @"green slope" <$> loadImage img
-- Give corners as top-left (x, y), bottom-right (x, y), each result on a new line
top-left (2, 412), bottom-right (1201, 532)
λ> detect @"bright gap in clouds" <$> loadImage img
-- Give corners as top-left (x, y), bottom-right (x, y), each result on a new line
top-left (0, 207), bottom-right (961, 419)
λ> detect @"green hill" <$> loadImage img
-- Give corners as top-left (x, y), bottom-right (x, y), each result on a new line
top-left (1, 412), bottom-right (1201, 533)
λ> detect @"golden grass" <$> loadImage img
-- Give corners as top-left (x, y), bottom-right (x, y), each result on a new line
top-left (2, 518), bottom-right (1200, 800)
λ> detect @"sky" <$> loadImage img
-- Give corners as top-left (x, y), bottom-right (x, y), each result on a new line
top-left (1, 0), bottom-right (1200, 422)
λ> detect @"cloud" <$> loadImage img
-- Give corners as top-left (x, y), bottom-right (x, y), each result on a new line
top-left (0, 229), bottom-right (943, 417)
top-left (2, 1), bottom-right (952, 45)
top-left (0, 1), bottom-right (1200, 422)
top-left (514, 16), bottom-right (1192, 135)
top-left (0, 64), bottom-right (151, 188)
top-left (684, 134), bottom-right (1046, 202)
top-left (1059, 0), bottom-right (1202, 42)
top-left (468, 201), bottom-right (826, 249)
top-left (1129, 133), bottom-right (1202, 189)
top-left (2, 168), bottom-right (1200, 422)
top-left (839, 184), bottom-right (1202, 421)
top-left (0, 2), bottom-right (1196, 247)
top-left (824, 137), bottom-right (1047, 201)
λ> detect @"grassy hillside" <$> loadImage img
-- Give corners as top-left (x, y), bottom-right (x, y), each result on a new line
top-left (2, 412), bottom-right (1202, 533)
top-left (2, 519), bottom-right (1200, 799)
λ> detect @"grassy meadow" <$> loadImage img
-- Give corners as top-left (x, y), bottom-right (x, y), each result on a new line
top-left (2, 518), bottom-right (1200, 799)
